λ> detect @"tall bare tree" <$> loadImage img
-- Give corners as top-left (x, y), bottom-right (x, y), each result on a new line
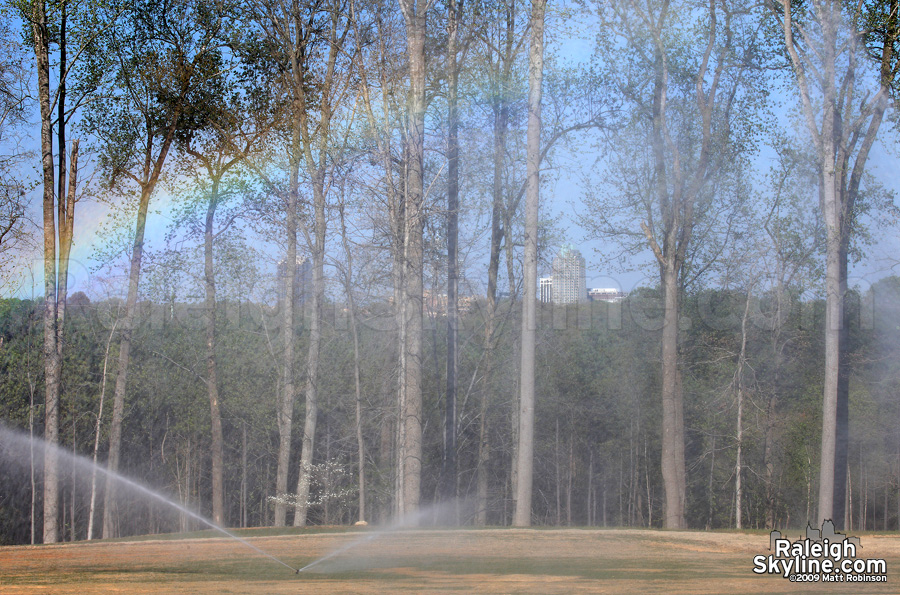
top-left (396, 0), bottom-right (427, 521)
top-left (585, 0), bottom-right (759, 528)
top-left (24, 0), bottom-right (99, 542)
top-left (513, 0), bottom-right (544, 528)
top-left (772, 0), bottom-right (898, 528)
top-left (90, 0), bottom-right (230, 538)
top-left (349, 0), bottom-right (406, 521)
top-left (251, 0), bottom-right (355, 526)
top-left (176, 105), bottom-right (266, 525)
top-left (440, 0), bottom-right (465, 517)
top-left (469, 0), bottom-right (529, 525)
top-left (335, 192), bottom-right (367, 523)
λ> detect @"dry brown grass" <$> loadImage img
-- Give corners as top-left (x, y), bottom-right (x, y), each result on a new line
top-left (2, 528), bottom-right (899, 593)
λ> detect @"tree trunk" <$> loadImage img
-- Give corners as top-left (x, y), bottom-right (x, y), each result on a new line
top-left (204, 180), bottom-right (225, 526)
top-left (28, 369), bottom-right (36, 544)
top-left (339, 204), bottom-right (367, 524)
top-left (274, 138), bottom-right (298, 527)
top-left (293, 175), bottom-right (325, 527)
top-left (566, 432), bottom-right (573, 526)
top-left (32, 0), bottom-right (60, 544)
top-left (659, 263), bottom-right (685, 528)
top-left (735, 287), bottom-right (752, 529)
top-left (241, 421), bottom-right (248, 528)
top-left (351, 287), bottom-right (366, 524)
top-left (555, 418), bottom-right (561, 525)
top-left (832, 248), bottom-right (850, 529)
top-left (819, 172), bottom-right (841, 528)
top-left (440, 0), bottom-right (462, 518)
top-left (774, 0), bottom-right (895, 528)
top-left (476, 3), bottom-right (514, 526)
top-left (513, 0), bottom-right (544, 528)
top-left (397, 0), bottom-right (427, 522)
top-left (104, 113), bottom-right (181, 538)
top-left (87, 315), bottom-right (117, 540)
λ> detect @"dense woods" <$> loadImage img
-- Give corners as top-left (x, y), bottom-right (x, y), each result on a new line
top-left (1, 0), bottom-right (899, 545)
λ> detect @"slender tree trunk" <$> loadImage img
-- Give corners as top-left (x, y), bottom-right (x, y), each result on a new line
top-left (475, 377), bottom-right (491, 525)
top-left (241, 421), bottom-right (248, 528)
top-left (832, 248), bottom-right (849, 528)
top-left (764, 341), bottom-right (781, 528)
top-left (397, 0), bottom-right (427, 522)
top-left (476, 4), bottom-right (514, 526)
top-left (104, 115), bottom-right (181, 538)
top-left (735, 287), bottom-right (752, 529)
top-left (555, 418), bottom-right (561, 525)
top-left (513, 0), bottom-right (544, 528)
top-left (274, 138), bottom-right (299, 527)
top-left (50, 11), bottom-right (70, 544)
top-left (101, 197), bottom-right (147, 539)
top-left (659, 263), bottom-right (685, 528)
top-left (440, 0), bottom-right (462, 517)
top-left (87, 316), bottom-right (117, 540)
top-left (351, 288), bottom-right (366, 524)
top-left (566, 433), bottom-right (573, 526)
top-left (32, 0), bottom-right (60, 544)
top-left (28, 372), bottom-right (36, 544)
top-left (707, 435), bottom-right (715, 530)
top-left (587, 451), bottom-right (594, 526)
top-left (774, 0), bottom-right (895, 528)
top-left (819, 176), bottom-right (841, 527)
top-left (339, 204), bottom-right (367, 523)
top-left (291, 3), bottom-right (344, 525)
top-left (351, 0), bottom-right (405, 521)
top-left (293, 175), bottom-right (325, 527)
top-left (204, 180), bottom-right (225, 526)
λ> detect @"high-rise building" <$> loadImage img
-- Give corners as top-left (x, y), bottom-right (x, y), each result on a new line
top-left (539, 276), bottom-right (553, 303)
top-left (277, 256), bottom-right (313, 306)
top-left (551, 246), bottom-right (586, 304)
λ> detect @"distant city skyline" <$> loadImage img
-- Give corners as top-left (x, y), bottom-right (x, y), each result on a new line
top-left (552, 245), bottom-right (586, 304)
top-left (540, 246), bottom-right (628, 304)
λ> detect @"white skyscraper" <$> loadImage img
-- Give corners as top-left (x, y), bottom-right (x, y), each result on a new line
top-left (551, 245), bottom-right (586, 304)
top-left (539, 276), bottom-right (553, 303)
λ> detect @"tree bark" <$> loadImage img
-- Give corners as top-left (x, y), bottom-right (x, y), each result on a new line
top-left (397, 0), bottom-right (427, 522)
top-left (32, 4), bottom-right (77, 544)
top-left (659, 262), bottom-right (685, 528)
top-left (476, 0), bottom-right (515, 527)
top-left (513, 0), bottom-right (544, 528)
top-left (774, 0), bottom-right (895, 528)
top-left (32, 0), bottom-right (60, 544)
top-left (338, 202), bottom-right (367, 523)
top-left (273, 126), bottom-right (298, 527)
top-left (87, 312), bottom-right (115, 541)
top-left (103, 111), bottom-right (182, 539)
top-left (293, 174), bottom-right (324, 527)
top-left (291, 3), bottom-right (347, 526)
top-left (735, 286), bottom-right (752, 529)
top-left (440, 0), bottom-right (463, 519)
top-left (204, 178), bottom-right (225, 526)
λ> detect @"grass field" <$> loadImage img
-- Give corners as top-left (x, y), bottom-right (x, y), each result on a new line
top-left (2, 527), bottom-right (898, 593)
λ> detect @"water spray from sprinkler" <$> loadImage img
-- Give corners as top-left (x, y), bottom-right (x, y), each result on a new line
top-left (0, 427), bottom-right (300, 574)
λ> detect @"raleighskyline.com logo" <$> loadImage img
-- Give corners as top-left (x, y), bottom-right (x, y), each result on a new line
top-left (752, 520), bottom-right (887, 583)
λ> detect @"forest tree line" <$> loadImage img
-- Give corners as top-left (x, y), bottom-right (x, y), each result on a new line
top-left (3, 280), bottom-right (900, 544)
top-left (0, 0), bottom-right (899, 544)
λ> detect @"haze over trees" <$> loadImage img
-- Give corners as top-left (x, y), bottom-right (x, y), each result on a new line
top-left (0, 0), bottom-right (899, 544)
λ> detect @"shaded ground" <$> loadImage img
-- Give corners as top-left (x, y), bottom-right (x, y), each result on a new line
top-left (1, 527), bottom-right (899, 593)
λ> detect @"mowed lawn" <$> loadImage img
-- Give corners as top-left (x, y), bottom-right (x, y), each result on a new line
top-left (2, 528), bottom-right (899, 593)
